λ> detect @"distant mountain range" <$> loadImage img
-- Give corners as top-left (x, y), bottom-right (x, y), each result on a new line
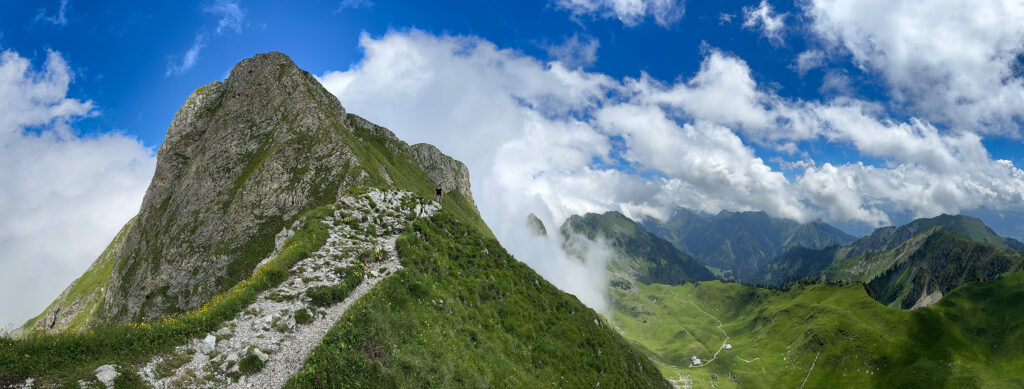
top-left (754, 214), bottom-right (1022, 308)
top-left (599, 211), bottom-right (1024, 386)
top-left (640, 208), bottom-right (856, 280)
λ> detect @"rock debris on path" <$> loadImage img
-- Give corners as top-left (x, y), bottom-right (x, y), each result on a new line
top-left (138, 190), bottom-right (439, 388)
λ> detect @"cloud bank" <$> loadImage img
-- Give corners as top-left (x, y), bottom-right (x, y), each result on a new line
top-left (0, 50), bottom-right (155, 327)
top-left (317, 29), bottom-right (1024, 311)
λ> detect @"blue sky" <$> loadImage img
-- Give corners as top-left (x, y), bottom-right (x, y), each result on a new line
top-left (3, 0), bottom-right (1024, 324)
top-left (6, 0), bottom-right (881, 149)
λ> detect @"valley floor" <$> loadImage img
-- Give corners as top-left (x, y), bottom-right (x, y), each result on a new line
top-left (611, 277), bottom-right (1024, 388)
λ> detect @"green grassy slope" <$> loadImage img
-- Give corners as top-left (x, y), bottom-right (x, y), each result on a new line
top-left (288, 211), bottom-right (669, 388)
top-left (834, 214), bottom-right (1016, 262)
top-left (611, 275), bottom-right (1024, 388)
top-left (866, 228), bottom-right (1021, 308)
top-left (563, 211), bottom-right (715, 283)
top-left (1, 204), bottom-right (337, 386)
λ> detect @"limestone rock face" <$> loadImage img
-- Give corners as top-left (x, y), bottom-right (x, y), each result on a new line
top-left (83, 51), bottom-right (473, 323)
top-left (410, 143), bottom-right (473, 203)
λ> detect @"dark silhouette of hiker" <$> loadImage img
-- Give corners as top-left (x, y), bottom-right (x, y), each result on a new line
top-left (435, 184), bottom-right (443, 204)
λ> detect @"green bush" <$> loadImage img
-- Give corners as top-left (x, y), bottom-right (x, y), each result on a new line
top-left (307, 265), bottom-right (364, 307)
top-left (294, 308), bottom-right (314, 325)
top-left (238, 353), bottom-right (264, 375)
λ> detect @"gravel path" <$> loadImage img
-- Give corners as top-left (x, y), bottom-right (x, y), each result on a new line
top-left (138, 190), bottom-right (438, 388)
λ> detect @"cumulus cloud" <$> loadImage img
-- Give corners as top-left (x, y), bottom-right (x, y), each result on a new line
top-left (316, 29), bottom-right (1024, 310)
top-left (167, 0), bottom-right (246, 76)
top-left (543, 34), bottom-right (600, 69)
top-left (554, 0), bottom-right (686, 28)
top-left (803, 0), bottom-right (1024, 135)
top-left (0, 50), bottom-right (155, 327)
top-left (743, 0), bottom-right (786, 44)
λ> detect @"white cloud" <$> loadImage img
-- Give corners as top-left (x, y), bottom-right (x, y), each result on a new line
top-left (335, 0), bottom-right (374, 11)
top-left (554, 0), bottom-right (685, 28)
top-left (794, 49), bottom-right (826, 75)
top-left (206, 0), bottom-right (245, 34)
top-left (167, 33), bottom-right (206, 76)
top-left (543, 34), bottom-right (600, 69)
top-left (804, 0), bottom-right (1024, 135)
top-left (167, 0), bottom-right (245, 76)
top-left (315, 29), bottom-right (1024, 309)
top-left (743, 0), bottom-right (786, 44)
top-left (34, 0), bottom-right (69, 27)
top-left (0, 50), bottom-right (155, 327)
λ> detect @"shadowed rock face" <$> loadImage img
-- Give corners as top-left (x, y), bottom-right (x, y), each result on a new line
top-left (35, 51), bottom-right (476, 324)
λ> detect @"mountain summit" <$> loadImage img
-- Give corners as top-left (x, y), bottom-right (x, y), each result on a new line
top-left (30, 52), bottom-right (480, 329)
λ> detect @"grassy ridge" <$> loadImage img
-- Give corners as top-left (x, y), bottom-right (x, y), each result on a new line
top-left (0, 205), bottom-right (336, 386)
top-left (611, 275), bottom-right (1024, 388)
top-left (287, 211), bottom-right (669, 388)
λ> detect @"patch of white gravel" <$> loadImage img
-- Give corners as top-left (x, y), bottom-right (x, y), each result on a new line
top-left (138, 190), bottom-right (438, 388)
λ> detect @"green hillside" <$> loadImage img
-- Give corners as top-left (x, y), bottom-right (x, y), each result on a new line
top-left (562, 211), bottom-right (715, 284)
top-left (865, 228), bottom-right (1021, 309)
top-left (642, 209), bottom-right (855, 281)
top-left (611, 273), bottom-right (1024, 388)
top-left (288, 211), bottom-right (669, 388)
top-left (834, 214), bottom-right (1018, 262)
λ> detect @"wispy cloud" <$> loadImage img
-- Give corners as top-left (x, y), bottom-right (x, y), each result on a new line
top-left (166, 33), bottom-right (206, 76)
top-left (743, 0), bottom-right (786, 44)
top-left (166, 0), bottom-right (245, 76)
top-left (34, 0), bottom-right (70, 27)
top-left (206, 0), bottom-right (245, 34)
top-left (553, 0), bottom-right (685, 28)
top-left (335, 0), bottom-right (374, 12)
top-left (543, 34), bottom-right (600, 69)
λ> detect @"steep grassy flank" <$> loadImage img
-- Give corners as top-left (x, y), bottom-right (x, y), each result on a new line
top-left (867, 228), bottom-right (1021, 308)
top-left (288, 211), bottom-right (669, 388)
top-left (23, 219), bottom-right (135, 331)
top-left (0, 205), bottom-right (336, 386)
top-left (611, 276), bottom-right (1024, 388)
top-left (834, 214), bottom-right (1016, 262)
top-left (563, 211), bottom-right (715, 284)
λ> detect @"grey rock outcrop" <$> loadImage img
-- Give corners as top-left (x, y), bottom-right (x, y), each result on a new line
top-left (410, 143), bottom-right (473, 203)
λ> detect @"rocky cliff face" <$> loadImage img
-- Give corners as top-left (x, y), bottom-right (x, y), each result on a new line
top-left (34, 52), bottom-right (476, 326)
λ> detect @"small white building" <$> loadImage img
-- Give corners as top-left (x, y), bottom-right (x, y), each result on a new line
top-left (724, 344), bottom-right (732, 350)
top-left (690, 355), bottom-right (702, 366)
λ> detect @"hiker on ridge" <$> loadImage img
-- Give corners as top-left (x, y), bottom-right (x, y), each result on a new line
top-left (435, 183), bottom-right (443, 204)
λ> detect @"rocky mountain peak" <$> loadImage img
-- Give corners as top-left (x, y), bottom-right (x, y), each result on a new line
top-left (28, 51), bottom-right (478, 326)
